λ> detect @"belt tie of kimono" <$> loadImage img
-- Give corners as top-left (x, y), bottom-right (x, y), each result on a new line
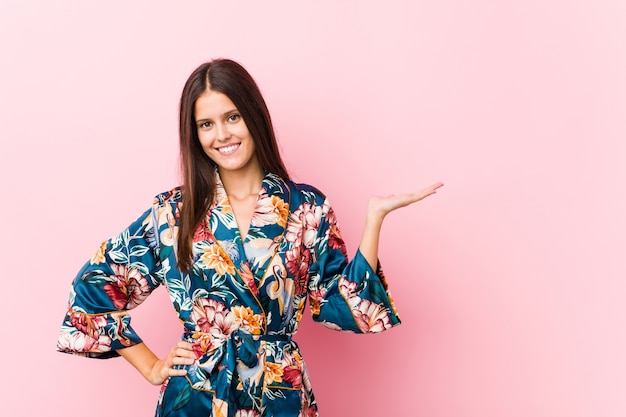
top-left (181, 329), bottom-right (292, 417)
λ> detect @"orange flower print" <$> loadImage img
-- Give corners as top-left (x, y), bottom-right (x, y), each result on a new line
top-left (309, 299), bottom-right (320, 316)
top-left (251, 191), bottom-right (288, 227)
top-left (271, 195), bottom-right (289, 227)
top-left (190, 332), bottom-right (217, 357)
top-left (387, 292), bottom-right (400, 316)
top-left (294, 301), bottom-right (304, 324)
top-left (90, 241), bottom-right (107, 265)
top-left (308, 289), bottom-right (326, 316)
top-left (263, 360), bottom-right (284, 385)
top-left (232, 306), bottom-right (263, 334)
top-left (216, 197), bottom-right (232, 214)
top-left (201, 244), bottom-right (235, 276)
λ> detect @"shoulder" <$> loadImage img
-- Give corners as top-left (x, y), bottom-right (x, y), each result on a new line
top-left (290, 181), bottom-right (325, 197)
top-left (287, 180), bottom-right (328, 206)
top-left (264, 172), bottom-right (327, 205)
top-left (152, 186), bottom-right (183, 207)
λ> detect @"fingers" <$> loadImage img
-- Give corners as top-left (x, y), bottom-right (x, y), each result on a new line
top-left (162, 342), bottom-right (197, 377)
top-left (412, 182), bottom-right (444, 201)
top-left (174, 341), bottom-right (196, 355)
top-left (169, 366), bottom-right (190, 377)
top-left (421, 182), bottom-right (444, 194)
top-left (169, 342), bottom-right (196, 363)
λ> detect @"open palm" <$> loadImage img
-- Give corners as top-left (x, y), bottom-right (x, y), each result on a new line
top-left (368, 182), bottom-right (444, 217)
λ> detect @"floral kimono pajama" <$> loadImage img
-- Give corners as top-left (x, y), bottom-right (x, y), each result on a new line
top-left (57, 171), bottom-right (401, 417)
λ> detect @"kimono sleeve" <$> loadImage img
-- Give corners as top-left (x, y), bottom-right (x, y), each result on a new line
top-left (57, 206), bottom-right (162, 358)
top-left (306, 199), bottom-right (401, 333)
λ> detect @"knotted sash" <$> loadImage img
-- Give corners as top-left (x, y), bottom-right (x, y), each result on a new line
top-left (176, 329), bottom-right (292, 417)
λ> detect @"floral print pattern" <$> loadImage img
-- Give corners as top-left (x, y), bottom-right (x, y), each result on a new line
top-left (58, 171), bottom-right (401, 417)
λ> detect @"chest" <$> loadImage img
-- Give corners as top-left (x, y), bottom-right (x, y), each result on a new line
top-left (227, 194), bottom-right (258, 241)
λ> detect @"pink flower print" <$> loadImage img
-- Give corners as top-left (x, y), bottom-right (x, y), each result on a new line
top-left (68, 311), bottom-right (108, 337)
top-left (281, 350), bottom-right (304, 389)
top-left (209, 308), bottom-right (235, 340)
top-left (338, 277), bottom-right (359, 300)
top-left (58, 330), bottom-right (112, 353)
top-left (61, 312), bottom-right (113, 352)
top-left (353, 300), bottom-right (393, 333)
top-left (282, 366), bottom-right (302, 389)
top-left (299, 404), bottom-right (319, 417)
top-left (288, 203), bottom-right (322, 248)
top-left (103, 264), bottom-right (151, 310)
top-left (193, 218), bottom-right (213, 242)
top-left (300, 204), bottom-right (322, 248)
top-left (239, 262), bottom-right (259, 296)
top-left (234, 410), bottom-right (261, 417)
top-left (285, 214), bottom-right (303, 244)
top-left (285, 246), bottom-right (311, 295)
top-left (327, 220), bottom-right (347, 257)
top-left (190, 298), bottom-right (230, 334)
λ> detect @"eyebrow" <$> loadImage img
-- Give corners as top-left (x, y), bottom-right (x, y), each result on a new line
top-left (195, 108), bottom-right (239, 122)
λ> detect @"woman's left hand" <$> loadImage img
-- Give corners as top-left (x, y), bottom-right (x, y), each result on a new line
top-left (359, 182), bottom-right (444, 269)
top-left (368, 182), bottom-right (444, 219)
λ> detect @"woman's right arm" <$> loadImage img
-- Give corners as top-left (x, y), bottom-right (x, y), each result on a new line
top-left (117, 341), bottom-right (196, 385)
top-left (58, 207), bottom-right (165, 358)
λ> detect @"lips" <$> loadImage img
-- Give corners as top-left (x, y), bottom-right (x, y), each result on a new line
top-left (216, 143), bottom-right (240, 155)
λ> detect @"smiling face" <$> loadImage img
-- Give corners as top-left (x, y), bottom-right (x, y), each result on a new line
top-left (194, 89), bottom-right (260, 177)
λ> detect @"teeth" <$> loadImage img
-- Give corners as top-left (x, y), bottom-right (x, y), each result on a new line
top-left (218, 144), bottom-right (239, 153)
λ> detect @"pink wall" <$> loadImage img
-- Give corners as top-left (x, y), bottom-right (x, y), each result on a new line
top-left (2, 1), bottom-right (625, 416)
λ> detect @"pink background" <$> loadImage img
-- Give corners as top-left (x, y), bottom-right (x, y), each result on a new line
top-left (1, 1), bottom-right (625, 416)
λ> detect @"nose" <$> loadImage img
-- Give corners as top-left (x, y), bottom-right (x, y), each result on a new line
top-left (215, 122), bottom-right (231, 142)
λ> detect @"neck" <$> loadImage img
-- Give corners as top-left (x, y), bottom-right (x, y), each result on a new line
top-left (219, 166), bottom-right (264, 199)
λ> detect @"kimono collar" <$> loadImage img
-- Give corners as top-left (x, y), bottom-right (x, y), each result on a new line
top-left (210, 169), bottom-right (291, 210)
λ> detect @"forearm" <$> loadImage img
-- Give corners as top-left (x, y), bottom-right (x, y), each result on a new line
top-left (358, 211), bottom-right (384, 271)
top-left (117, 343), bottom-right (162, 385)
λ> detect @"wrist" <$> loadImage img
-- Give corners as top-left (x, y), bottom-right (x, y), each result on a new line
top-left (147, 358), bottom-right (166, 385)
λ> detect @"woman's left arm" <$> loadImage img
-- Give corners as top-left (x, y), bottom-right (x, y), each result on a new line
top-left (359, 182), bottom-right (444, 270)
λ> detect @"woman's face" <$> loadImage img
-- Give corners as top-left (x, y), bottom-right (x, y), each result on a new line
top-left (194, 89), bottom-right (260, 176)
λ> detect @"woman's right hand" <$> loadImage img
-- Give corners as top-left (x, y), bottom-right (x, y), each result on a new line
top-left (148, 341), bottom-right (197, 385)
top-left (118, 341), bottom-right (197, 385)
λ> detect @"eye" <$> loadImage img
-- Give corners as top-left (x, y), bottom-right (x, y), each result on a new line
top-left (227, 114), bottom-right (241, 123)
top-left (198, 121), bottom-right (212, 129)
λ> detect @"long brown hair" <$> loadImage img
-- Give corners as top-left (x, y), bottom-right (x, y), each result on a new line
top-left (177, 58), bottom-right (290, 272)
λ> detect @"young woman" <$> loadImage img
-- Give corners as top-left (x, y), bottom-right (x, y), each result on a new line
top-left (57, 58), bottom-right (443, 417)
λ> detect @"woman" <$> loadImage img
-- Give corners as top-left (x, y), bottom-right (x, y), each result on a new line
top-left (57, 58), bottom-right (443, 417)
